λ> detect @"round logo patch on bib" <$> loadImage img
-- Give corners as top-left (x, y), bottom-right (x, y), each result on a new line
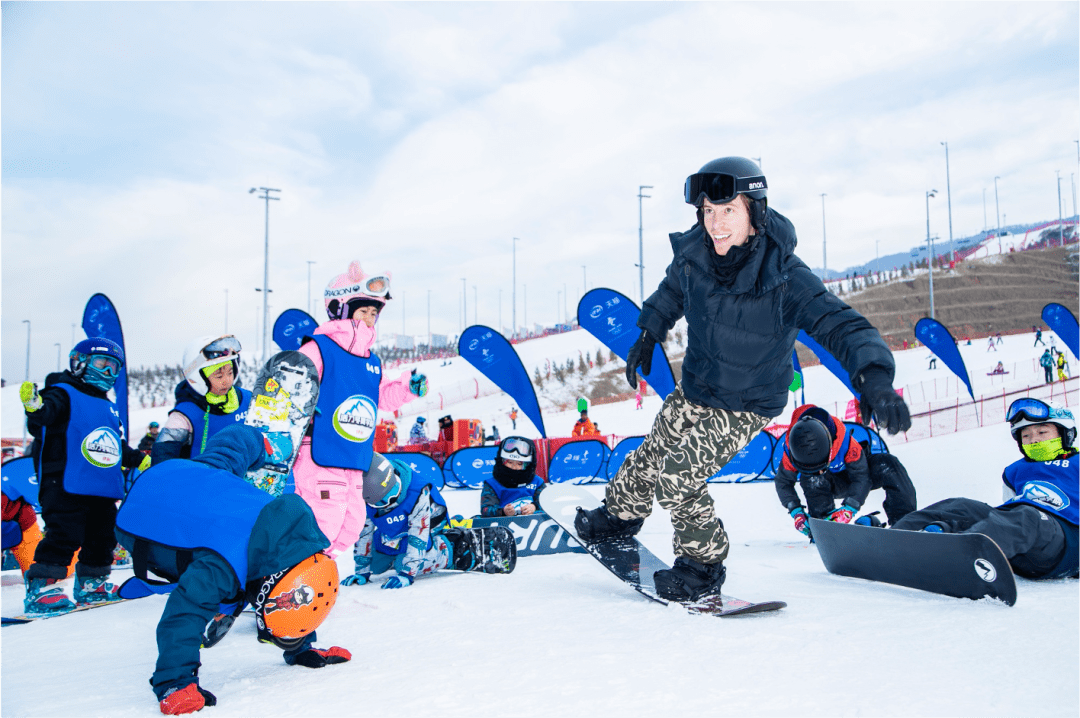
top-left (332, 395), bottom-right (378, 442)
top-left (81, 427), bottom-right (122, 468)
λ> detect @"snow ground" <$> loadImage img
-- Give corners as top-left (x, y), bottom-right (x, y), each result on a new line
top-left (2, 329), bottom-right (1078, 717)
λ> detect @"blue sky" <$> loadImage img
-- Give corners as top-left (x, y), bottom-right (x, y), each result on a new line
top-left (3, 1), bottom-right (1078, 381)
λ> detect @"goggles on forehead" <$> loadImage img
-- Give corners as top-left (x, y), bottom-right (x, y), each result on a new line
top-left (499, 438), bottom-right (534, 463)
top-left (684, 172), bottom-right (767, 206)
top-left (89, 355), bottom-right (122, 376)
top-left (362, 275), bottom-right (391, 298)
top-left (203, 336), bottom-right (242, 361)
top-left (1006, 398), bottom-right (1053, 425)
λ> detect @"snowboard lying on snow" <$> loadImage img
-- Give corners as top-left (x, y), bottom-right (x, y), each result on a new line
top-left (539, 483), bottom-right (785, 617)
top-left (809, 518), bottom-right (1017, 606)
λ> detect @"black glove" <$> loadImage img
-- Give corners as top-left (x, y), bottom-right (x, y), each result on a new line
top-left (198, 688), bottom-right (217, 707)
top-left (858, 369), bottom-right (911, 435)
top-left (625, 330), bottom-right (657, 388)
top-left (289, 646), bottom-right (352, 668)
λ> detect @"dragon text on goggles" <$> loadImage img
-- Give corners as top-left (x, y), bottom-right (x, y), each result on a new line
top-left (325, 276), bottom-right (391, 300)
top-left (684, 172), bottom-right (767, 205)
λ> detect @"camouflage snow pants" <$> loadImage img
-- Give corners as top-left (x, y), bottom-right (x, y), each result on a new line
top-left (604, 384), bottom-right (769, 564)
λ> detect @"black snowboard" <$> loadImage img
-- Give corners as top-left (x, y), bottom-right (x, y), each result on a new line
top-left (810, 518), bottom-right (1017, 606)
top-left (539, 484), bottom-right (786, 617)
top-left (468, 512), bottom-right (587, 556)
top-left (441, 526), bottom-right (517, 574)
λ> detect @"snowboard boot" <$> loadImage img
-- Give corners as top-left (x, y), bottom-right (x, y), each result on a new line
top-left (73, 574), bottom-right (121, 605)
top-left (653, 556), bottom-right (726, 602)
top-left (442, 528), bottom-right (480, 571)
top-left (574, 502), bottom-right (644, 542)
top-left (23, 576), bottom-right (77, 615)
top-left (854, 512), bottom-right (885, 528)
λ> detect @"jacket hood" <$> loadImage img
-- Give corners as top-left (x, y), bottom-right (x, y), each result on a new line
top-left (672, 207), bottom-right (800, 295)
top-left (191, 424), bottom-right (267, 476)
top-left (313, 318), bottom-right (377, 357)
top-left (247, 494), bottom-right (331, 581)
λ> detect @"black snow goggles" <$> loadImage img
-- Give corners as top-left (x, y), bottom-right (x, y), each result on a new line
top-left (499, 437), bottom-right (534, 462)
top-left (684, 172), bottom-right (767, 206)
top-left (1006, 398), bottom-right (1052, 424)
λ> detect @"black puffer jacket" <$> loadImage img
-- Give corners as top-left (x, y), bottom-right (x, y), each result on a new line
top-left (638, 208), bottom-right (895, 418)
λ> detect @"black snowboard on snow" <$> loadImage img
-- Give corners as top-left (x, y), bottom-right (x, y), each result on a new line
top-left (442, 526), bottom-right (517, 574)
top-left (810, 518), bottom-right (1017, 606)
top-left (468, 512), bottom-right (586, 556)
top-left (539, 484), bottom-right (785, 617)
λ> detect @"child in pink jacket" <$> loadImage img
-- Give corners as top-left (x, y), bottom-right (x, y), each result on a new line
top-left (292, 261), bottom-right (429, 558)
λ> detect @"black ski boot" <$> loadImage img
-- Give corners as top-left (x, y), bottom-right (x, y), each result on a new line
top-left (574, 502), bottom-right (644, 542)
top-left (653, 556), bottom-right (726, 602)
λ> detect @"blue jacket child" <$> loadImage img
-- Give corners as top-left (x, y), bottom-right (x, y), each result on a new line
top-left (114, 424), bottom-right (351, 716)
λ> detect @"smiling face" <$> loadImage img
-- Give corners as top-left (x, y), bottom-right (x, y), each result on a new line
top-left (701, 194), bottom-right (755, 256)
top-left (1019, 423), bottom-right (1062, 445)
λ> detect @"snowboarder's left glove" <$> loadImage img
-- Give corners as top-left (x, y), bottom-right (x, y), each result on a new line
top-left (159, 684), bottom-right (216, 715)
top-left (381, 573), bottom-right (414, 589)
top-left (20, 382), bottom-right (42, 413)
top-left (625, 330), bottom-right (657, 388)
top-left (289, 646), bottom-right (352, 668)
top-left (789, 508), bottom-right (811, 537)
top-left (340, 571), bottom-right (371, 586)
top-left (409, 370), bottom-right (428, 397)
top-left (857, 369), bottom-right (911, 435)
top-left (827, 504), bottom-right (856, 524)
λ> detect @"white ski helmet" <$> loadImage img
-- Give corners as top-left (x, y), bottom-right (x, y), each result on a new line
top-left (1007, 398), bottom-right (1076, 451)
top-left (182, 335), bottom-right (242, 396)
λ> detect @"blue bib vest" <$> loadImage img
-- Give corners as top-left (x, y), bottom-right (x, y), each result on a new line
top-left (50, 383), bottom-right (126, 499)
top-left (307, 335), bottom-right (382, 471)
top-left (485, 475), bottom-right (544, 506)
top-left (174, 388), bottom-right (252, 458)
top-left (116, 461), bottom-right (274, 584)
top-left (1002, 455), bottom-right (1079, 579)
top-left (370, 482), bottom-right (446, 557)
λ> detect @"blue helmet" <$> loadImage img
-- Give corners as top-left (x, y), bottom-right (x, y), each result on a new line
top-left (70, 337), bottom-right (124, 391)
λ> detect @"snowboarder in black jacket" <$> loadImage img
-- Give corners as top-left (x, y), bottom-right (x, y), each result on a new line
top-left (576, 157), bottom-right (910, 602)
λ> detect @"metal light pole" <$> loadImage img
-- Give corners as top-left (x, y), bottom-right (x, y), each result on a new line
top-left (926, 190), bottom-right (938, 319)
top-left (22, 320), bottom-right (30, 450)
top-left (637, 186), bottom-right (652, 303)
top-left (306, 261), bottom-right (316, 315)
top-left (512, 238), bottom-right (519, 338)
top-left (942, 142), bottom-right (955, 266)
top-left (820, 193), bottom-right (828, 282)
top-left (994, 176), bottom-right (1001, 234)
top-left (249, 187), bottom-right (281, 364)
top-left (1057, 171), bottom-right (1064, 247)
top-left (54, 343), bottom-right (61, 372)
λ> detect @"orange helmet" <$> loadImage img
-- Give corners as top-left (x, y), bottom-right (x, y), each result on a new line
top-left (249, 553), bottom-right (339, 650)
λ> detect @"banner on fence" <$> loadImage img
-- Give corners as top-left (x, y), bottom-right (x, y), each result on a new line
top-left (82, 293), bottom-right (130, 437)
top-left (444, 445), bottom-right (498, 488)
top-left (458, 326), bottom-right (547, 437)
top-left (576, 288), bottom-right (676, 399)
top-left (273, 308), bottom-right (318, 351)
top-left (385, 451), bottom-right (445, 490)
top-left (547, 439), bottom-right (610, 484)
top-left (916, 318), bottom-right (975, 401)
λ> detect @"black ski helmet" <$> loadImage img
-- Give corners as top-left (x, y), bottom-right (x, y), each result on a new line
top-left (492, 436), bottom-right (538, 489)
top-left (786, 415), bottom-right (834, 474)
top-left (685, 156), bottom-right (768, 235)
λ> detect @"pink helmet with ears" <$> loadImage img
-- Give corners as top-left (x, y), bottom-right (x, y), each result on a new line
top-left (323, 261), bottom-right (393, 320)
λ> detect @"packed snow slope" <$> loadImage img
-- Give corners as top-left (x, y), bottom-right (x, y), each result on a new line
top-left (2, 329), bottom-right (1077, 717)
